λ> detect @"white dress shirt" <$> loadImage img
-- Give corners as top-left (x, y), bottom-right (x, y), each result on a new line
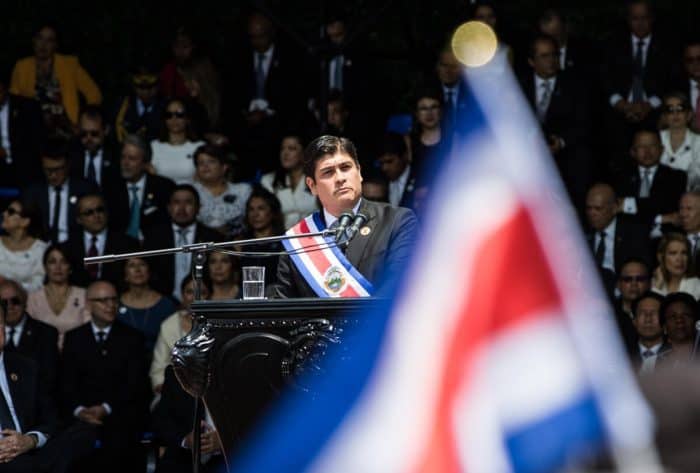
top-left (389, 165), bottom-right (411, 207)
top-left (594, 218), bottom-right (617, 273)
top-left (48, 182), bottom-right (69, 243)
top-left (173, 223), bottom-right (196, 301)
top-left (84, 149), bottom-right (103, 185)
top-left (126, 174), bottom-right (147, 208)
top-left (329, 55), bottom-right (345, 90)
top-left (609, 34), bottom-right (660, 108)
top-left (323, 199), bottom-right (362, 229)
top-left (4, 315), bottom-right (27, 348)
top-left (0, 101), bottom-right (10, 164)
top-left (638, 341), bottom-right (663, 374)
top-left (72, 323), bottom-right (113, 418)
top-left (84, 230), bottom-right (107, 278)
top-left (559, 45), bottom-right (567, 70)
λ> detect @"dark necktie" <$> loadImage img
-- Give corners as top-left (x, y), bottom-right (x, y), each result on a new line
top-left (595, 231), bottom-right (606, 266)
top-left (126, 185), bottom-right (141, 239)
top-left (444, 89), bottom-right (456, 126)
top-left (86, 151), bottom-right (97, 185)
top-left (96, 330), bottom-right (106, 345)
top-left (642, 349), bottom-right (654, 359)
top-left (0, 385), bottom-right (17, 431)
top-left (50, 186), bottom-right (62, 243)
top-left (87, 235), bottom-right (99, 279)
top-left (631, 40), bottom-right (645, 103)
top-left (255, 52), bottom-right (266, 99)
top-left (5, 327), bottom-right (15, 351)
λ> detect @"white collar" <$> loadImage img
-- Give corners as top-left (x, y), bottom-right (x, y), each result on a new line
top-left (638, 164), bottom-right (658, 175)
top-left (323, 199), bottom-right (362, 228)
top-left (638, 341), bottom-right (662, 354)
top-left (172, 222), bottom-right (196, 234)
top-left (602, 216), bottom-right (617, 236)
top-left (534, 74), bottom-right (556, 87)
top-left (631, 34), bottom-right (651, 46)
top-left (91, 321), bottom-right (112, 338)
top-left (6, 315), bottom-right (27, 334)
top-left (84, 229), bottom-right (107, 245)
top-left (127, 174), bottom-right (147, 190)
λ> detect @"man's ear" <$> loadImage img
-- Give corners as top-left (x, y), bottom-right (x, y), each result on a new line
top-left (306, 176), bottom-right (317, 196)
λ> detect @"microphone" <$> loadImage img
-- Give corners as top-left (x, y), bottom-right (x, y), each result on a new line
top-left (334, 210), bottom-right (354, 243)
top-left (344, 213), bottom-right (368, 245)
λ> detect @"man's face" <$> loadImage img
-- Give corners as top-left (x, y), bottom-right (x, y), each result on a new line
top-left (627, 2), bottom-right (653, 38)
top-left (379, 153), bottom-right (408, 182)
top-left (41, 156), bottom-right (68, 187)
top-left (539, 14), bottom-right (564, 40)
top-left (680, 193), bottom-right (700, 233)
top-left (630, 131), bottom-right (662, 168)
top-left (79, 116), bottom-right (106, 153)
top-left (33, 27), bottom-right (57, 60)
top-left (633, 297), bottom-right (662, 342)
top-left (664, 301), bottom-right (695, 344)
top-left (306, 152), bottom-right (363, 217)
top-left (168, 190), bottom-right (198, 226)
top-left (86, 282), bottom-right (118, 326)
top-left (436, 51), bottom-right (461, 86)
top-left (120, 143), bottom-right (147, 181)
top-left (529, 39), bottom-right (559, 79)
top-left (248, 16), bottom-right (274, 53)
top-left (0, 285), bottom-right (25, 326)
top-left (327, 101), bottom-right (348, 130)
top-left (585, 187), bottom-right (617, 231)
top-left (77, 195), bottom-right (108, 234)
top-left (684, 45), bottom-right (700, 81)
top-left (617, 262), bottom-right (650, 304)
top-left (326, 20), bottom-right (346, 45)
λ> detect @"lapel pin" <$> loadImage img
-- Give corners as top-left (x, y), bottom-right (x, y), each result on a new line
top-left (9, 373), bottom-right (18, 382)
top-left (147, 193), bottom-right (154, 200)
top-left (360, 226), bottom-right (371, 236)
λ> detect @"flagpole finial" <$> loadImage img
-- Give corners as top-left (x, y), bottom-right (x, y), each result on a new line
top-left (451, 21), bottom-right (498, 68)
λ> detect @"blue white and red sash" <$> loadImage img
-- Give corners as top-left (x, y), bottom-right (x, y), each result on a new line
top-left (282, 212), bottom-right (373, 298)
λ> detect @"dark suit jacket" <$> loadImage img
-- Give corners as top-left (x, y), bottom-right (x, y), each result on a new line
top-left (142, 221), bottom-right (222, 296)
top-left (586, 215), bottom-right (651, 272)
top-left (103, 173), bottom-right (176, 235)
top-left (112, 94), bottom-right (166, 144)
top-left (68, 143), bottom-right (119, 189)
top-left (1, 94), bottom-right (45, 188)
top-left (520, 72), bottom-right (591, 152)
top-left (275, 200), bottom-right (419, 298)
top-left (5, 315), bottom-right (59, 399)
top-left (60, 321), bottom-right (148, 430)
top-left (62, 230), bottom-right (140, 288)
top-left (613, 164), bottom-right (687, 226)
top-left (2, 351), bottom-right (57, 438)
top-left (21, 177), bottom-right (98, 242)
top-left (603, 33), bottom-right (677, 104)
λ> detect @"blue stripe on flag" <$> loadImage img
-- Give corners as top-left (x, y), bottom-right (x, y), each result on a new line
top-left (504, 393), bottom-right (606, 473)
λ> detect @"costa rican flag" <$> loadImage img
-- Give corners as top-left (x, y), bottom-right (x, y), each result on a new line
top-left (229, 37), bottom-right (658, 473)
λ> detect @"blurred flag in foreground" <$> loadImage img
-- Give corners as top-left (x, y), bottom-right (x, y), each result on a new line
top-left (230, 24), bottom-right (659, 473)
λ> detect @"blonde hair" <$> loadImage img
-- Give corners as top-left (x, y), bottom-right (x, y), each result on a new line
top-left (656, 232), bottom-right (692, 285)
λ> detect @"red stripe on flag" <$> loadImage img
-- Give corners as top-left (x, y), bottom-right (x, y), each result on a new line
top-left (414, 206), bottom-right (562, 472)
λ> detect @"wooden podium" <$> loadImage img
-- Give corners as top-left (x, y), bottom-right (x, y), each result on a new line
top-left (170, 297), bottom-right (383, 468)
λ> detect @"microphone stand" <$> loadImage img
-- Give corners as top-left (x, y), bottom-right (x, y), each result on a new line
top-left (84, 228), bottom-right (336, 473)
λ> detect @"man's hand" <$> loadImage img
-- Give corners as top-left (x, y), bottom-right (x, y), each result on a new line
top-left (183, 422), bottom-right (222, 454)
top-left (661, 212), bottom-right (681, 226)
top-left (0, 430), bottom-right (36, 463)
top-left (78, 405), bottom-right (108, 425)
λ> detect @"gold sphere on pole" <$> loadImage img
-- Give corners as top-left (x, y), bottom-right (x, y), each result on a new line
top-left (451, 21), bottom-right (498, 67)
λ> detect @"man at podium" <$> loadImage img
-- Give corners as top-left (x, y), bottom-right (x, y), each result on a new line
top-left (274, 135), bottom-right (418, 298)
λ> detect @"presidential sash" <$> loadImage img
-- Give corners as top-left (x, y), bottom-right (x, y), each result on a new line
top-left (282, 212), bottom-right (373, 298)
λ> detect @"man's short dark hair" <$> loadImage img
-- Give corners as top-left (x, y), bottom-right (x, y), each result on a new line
top-left (79, 104), bottom-right (105, 125)
top-left (379, 133), bottom-right (407, 158)
top-left (170, 184), bottom-right (200, 208)
top-left (303, 135), bottom-right (359, 180)
top-left (123, 134), bottom-right (153, 163)
top-left (40, 138), bottom-right (70, 161)
top-left (631, 290), bottom-right (665, 319)
top-left (659, 292), bottom-right (700, 326)
top-left (616, 257), bottom-right (650, 278)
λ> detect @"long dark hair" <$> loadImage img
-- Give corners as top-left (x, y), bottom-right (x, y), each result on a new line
top-left (245, 186), bottom-right (284, 236)
top-left (273, 134), bottom-right (306, 189)
top-left (13, 200), bottom-right (45, 239)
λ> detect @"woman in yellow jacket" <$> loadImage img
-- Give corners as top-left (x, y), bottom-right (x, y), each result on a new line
top-left (9, 25), bottom-right (101, 129)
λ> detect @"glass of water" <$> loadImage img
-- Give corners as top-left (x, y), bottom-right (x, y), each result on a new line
top-left (242, 266), bottom-right (265, 300)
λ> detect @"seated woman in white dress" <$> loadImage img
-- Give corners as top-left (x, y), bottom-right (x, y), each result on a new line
top-left (652, 232), bottom-right (700, 299)
top-left (260, 134), bottom-right (318, 229)
top-left (150, 98), bottom-right (205, 184)
top-left (659, 92), bottom-right (700, 190)
top-left (0, 200), bottom-right (47, 292)
top-left (192, 144), bottom-right (252, 237)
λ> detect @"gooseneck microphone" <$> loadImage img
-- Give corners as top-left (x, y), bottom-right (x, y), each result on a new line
top-left (344, 213), bottom-right (368, 244)
top-left (334, 211), bottom-right (355, 243)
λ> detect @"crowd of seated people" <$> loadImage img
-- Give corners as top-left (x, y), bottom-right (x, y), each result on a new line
top-left (1, 1), bottom-right (700, 470)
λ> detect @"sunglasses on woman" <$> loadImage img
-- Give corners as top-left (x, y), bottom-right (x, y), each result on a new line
top-left (165, 111), bottom-right (186, 119)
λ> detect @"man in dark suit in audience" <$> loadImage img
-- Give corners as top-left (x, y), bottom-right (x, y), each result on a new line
top-left (603, 0), bottom-right (677, 166)
top-left (0, 74), bottom-right (45, 190)
top-left (62, 194), bottom-right (139, 288)
top-left (630, 291), bottom-right (670, 374)
top-left (61, 280), bottom-right (149, 473)
top-left (537, 8), bottom-right (595, 76)
top-left (22, 140), bottom-right (97, 244)
top-left (679, 190), bottom-right (700, 272)
top-left (668, 39), bottom-right (700, 132)
top-left (153, 366), bottom-right (224, 473)
top-left (432, 48), bottom-right (471, 136)
top-left (613, 258), bottom-right (651, 354)
top-left (103, 134), bottom-right (175, 240)
top-left (585, 183), bottom-right (650, 274)
top-left (0, 280), bottom-right (59, 399)
top-left (520, 34), bottom-right (592, 213)
top-left (143, 184), bottom-right (220, 300)
top-left (0, 289), bottom-right (59, 472)
top-left (377, 133), bottom-right (417, 209)
top-left (613, 130), bottom-right (686, 228)
top-left (69, 106), bottom-right (118, 189)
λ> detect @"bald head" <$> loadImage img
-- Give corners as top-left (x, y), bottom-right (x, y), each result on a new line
top-left (680, 191), bottom-right (700, 234)
top-left (86, 281), bottom-right (118, 327)
top-left (586, 183), bottom-right (618, 231)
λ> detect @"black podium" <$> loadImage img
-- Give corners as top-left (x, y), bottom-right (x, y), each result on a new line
top-left (171, 297), bottom-right (384, 469)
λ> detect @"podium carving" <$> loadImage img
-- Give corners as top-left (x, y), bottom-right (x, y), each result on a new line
top-left (171, 297), bottom-right (382, 467)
